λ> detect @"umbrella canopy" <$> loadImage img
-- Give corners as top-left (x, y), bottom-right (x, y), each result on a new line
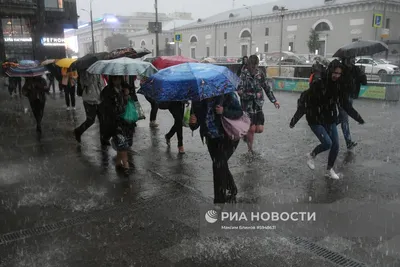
top-left (333, 40), bottom-right (389, 58)
top-left (106, 47), bottom-right (151, 60)
top-left (201, 57), bottom-right (217, 63)
top-left (6, 65), bottom-right (46, 77)
top-left (18, 60), bottom-right (38, 67)
top-left (2, 62), bottom-right (19, 68)
top-left (152, 55), bottom-right (199, 69)
top-left (45, 63), bottom-right (62, 81)
top-left (87, 57), bottom-right (158, 77)
top-left (138, 63), bottom-right (240, 102)
top-left (41, 59), bottom-right (56, 66)
top-left (56, 58), bottom-right (77, 68)
top-left (71, 52), bottom-right (109, 70)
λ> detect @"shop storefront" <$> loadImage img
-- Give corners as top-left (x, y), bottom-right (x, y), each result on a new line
top-left (1, 17), bottom-right (33, 60)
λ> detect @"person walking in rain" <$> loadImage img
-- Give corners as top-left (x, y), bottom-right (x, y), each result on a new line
top-left (289, 59), bottom-right (365, 179)
top-left (339, 57), bottom-right (367, 150)
top-left (74, 71), bottom-right (106, 144)
top-left (238, 55), bottom-right (280, 153)
top-left (160, 101), bottom-right (187, 154)
top-left (189, 92), bottom-right (243, 204)
top-left (236, 56), bottom-right (248, 77)
top-left (22, 76), bottom-right (49, 135)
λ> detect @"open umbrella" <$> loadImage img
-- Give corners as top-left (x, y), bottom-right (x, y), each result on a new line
top-left (41, 59), bottom-right (56, 66)
top-left (71, 52), bottom-right (109, 70)
top-left (201, 57), bottom-right (217, 63)
top-left (18, 60), bottom-right (38, 67)
top-left (106, 47), bottom-right (152, 60)
top-left (87, 57), bottom-right (158, 77)
top-left (152, 55), bottom-right (199, 70)
top-left (138, 63), bottom-right (240, 102)
top-left (6, 65), bottom-right (46, 77)
top-left (56, 58), bottom-right (77, 68)
top-left (333, 40), bottom-right (389, 58)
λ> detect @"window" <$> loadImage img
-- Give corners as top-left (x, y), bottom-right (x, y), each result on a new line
top-left (224, 46), bottom-right (227, 56)
top-left (206, 47), bottom-right (210, 57)
top-left (288, 42), bottom-right (294, 52)
top-left (264, 43), bottom-right (269, 53)
top-left (386, 18), bottom-right (390, 29)
top-left (265, 28), bottom-right (269, 36)
top-left (44, 0), bottom-right (63, 9)
top-left (152, 39), bottom-right (154, 45)
top-left (191, 48), bottom-right (196, 59)
top-left (165, 38), bottom-right (169, 43)
top-left (224, 32), bottom-right (227, 40)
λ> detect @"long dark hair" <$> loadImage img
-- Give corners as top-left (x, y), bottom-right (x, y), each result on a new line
top-left (247, 55), bottom-right (259, 75)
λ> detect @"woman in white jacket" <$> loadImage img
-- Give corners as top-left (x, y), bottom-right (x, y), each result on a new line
top-left (74, 72), bottom-right (107, 144)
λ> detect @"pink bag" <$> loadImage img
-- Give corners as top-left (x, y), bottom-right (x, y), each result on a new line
top-left (221, 113), bottom-right (251, 141)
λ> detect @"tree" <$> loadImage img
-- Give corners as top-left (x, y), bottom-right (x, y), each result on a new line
top-left (104, 34), bottom-right (130, 52)
top-left (307, 28), bottom-right (320, 54)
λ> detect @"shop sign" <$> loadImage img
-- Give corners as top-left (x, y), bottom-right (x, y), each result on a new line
top-left (41, 37), bottom-right (65, 46)
top-left (4, 37), bottom-right (32, 42)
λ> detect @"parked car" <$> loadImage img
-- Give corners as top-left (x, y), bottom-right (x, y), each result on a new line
top-left (355, 58), bottom-right (399, 76)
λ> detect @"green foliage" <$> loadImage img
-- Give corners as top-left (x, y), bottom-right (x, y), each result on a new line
top-left (307, 28), bottom-right (320, 54)
top-left (104, 34), bottom-right (130, 52)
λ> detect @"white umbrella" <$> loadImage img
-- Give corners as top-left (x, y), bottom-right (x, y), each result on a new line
top-left (87, 57), bottom-right (158, 77)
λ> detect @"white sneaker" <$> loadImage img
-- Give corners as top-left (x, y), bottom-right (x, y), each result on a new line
top-left (326, 169), bottom-right (340, 180)
top-left (66, 107), bottom-right (70, 111)
top-left (306, 153), bottom-right (315, 170)
top-left (72, 107), bottom-right (76, 110)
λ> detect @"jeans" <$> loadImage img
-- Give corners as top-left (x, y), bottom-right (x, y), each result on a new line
top-left (165, 102), bottom-right (185, 147)
top-left (29, 99), bottom-right (45, 127)
top-left (64, 85), bottom-right (76, 107)
top-left (145, 96), bottom-right (158, 121)
top-left (206, 136), bottom-right (239, 203)
top-left (310, 124), bottom-right (339, 170)
top-left (75, 102), bottom-right (103, 137)
top-left (338, 97), bottom-right (353, 147)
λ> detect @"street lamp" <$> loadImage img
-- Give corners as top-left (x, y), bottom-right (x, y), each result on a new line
top-left (154, 0), bottom-right (160, 57)
top-left (81, 0), bottom-right (95, 54)
top-left (243, 5), bottom-right (253, 55)
top-left (273, 6), bottom-right (288, 76)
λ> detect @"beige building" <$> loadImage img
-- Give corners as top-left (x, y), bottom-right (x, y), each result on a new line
top-left (174, 0), bottom-right (400, 59)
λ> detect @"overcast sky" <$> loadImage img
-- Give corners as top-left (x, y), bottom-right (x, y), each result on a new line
top-left (77, 0), bottom-right (275, 22)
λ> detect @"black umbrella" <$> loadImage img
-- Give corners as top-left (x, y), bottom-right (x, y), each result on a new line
top-left (71, 52), bottom-right (109, 70)
top-left (333, 40), bottom-right (388, 58)
top-left (106, 47), bottom-right (151, 60)
top-left (45, 63), bottom-right (62, 81)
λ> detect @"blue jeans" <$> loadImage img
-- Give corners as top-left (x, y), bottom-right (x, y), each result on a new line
top-left (338, 97), bottom-right (353, 147)
top-left (310, 124), bottom-right (339, 169)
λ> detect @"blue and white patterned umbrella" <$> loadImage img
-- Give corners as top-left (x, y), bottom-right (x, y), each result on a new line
top-left (86, 57), bottom-right (158, 77)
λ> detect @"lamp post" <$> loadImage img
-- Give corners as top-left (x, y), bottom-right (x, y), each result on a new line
top-left (243, 5), bottom-right (253, 55)
top-left (81, 0), bottom-right (95, 54)
top-left (274, 6), bottom-right (288, 76)
top-left (154, 0), bottom-right (160, 57)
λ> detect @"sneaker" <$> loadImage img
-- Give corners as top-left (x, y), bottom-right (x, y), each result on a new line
top-left (66, 107), bottom-right (70, 111)
top-left (149, 121), bottom-right (159, 128)
top-left (178, 146), bottom-right (185, 154)
top-left (326, 168), bottom-right (340, 180)
top-left (72, 107), bottom-right (76, 110)
top-left (347, 141), bottom-right (358, 151)
top-left (306, 153), bottom-right (315, 170)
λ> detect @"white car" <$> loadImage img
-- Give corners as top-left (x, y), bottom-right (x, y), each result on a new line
top-left (355, 58), bottom-right (399, 75)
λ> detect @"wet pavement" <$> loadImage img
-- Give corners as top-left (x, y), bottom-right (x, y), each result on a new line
top-left (1, 80), bottom-right (400, 266)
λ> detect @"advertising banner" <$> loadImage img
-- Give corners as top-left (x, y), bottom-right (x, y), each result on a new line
top-left (359, 85), bottom-right (386, 100)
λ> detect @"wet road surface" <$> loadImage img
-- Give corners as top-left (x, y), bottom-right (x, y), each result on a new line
top-left (0, 81), bottom-right (400, 266)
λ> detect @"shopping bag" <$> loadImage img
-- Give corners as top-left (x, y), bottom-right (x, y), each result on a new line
top-left (134, 101), bottom-right (146, 120)
top-left (221, 113), bottom-right (251, 141)
top-left (182, 106), bottom-right (191, 127)
top-left (121, 99), bottom-right (139, 123)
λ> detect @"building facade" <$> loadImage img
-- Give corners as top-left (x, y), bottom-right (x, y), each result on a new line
top-left (0, 0), bottom-right (78, 61)
top-left (175, 0), bottom-right (400, 59)
top-left (73, 12), bottom-right (177, 57)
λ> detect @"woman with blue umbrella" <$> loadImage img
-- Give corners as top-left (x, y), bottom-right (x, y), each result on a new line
top-left (139, 63), bottom-right (245, 203)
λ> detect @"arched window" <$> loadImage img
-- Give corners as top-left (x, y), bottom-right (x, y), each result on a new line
top-left (315, 22), bottom-right (331, 32)
top-left (190, 36), bottom-right (198, 43)
top-left (240, 30), bottom-right (251, 38)
top-left (140, 40), bottom-right (146, 47)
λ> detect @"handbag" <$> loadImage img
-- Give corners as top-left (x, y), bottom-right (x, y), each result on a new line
top-left (221, 112), bottom-right (251, 141)
top-left (134, 101), bottom-right (146, 120)
top-left (121, 99), bottom-right (139, 123)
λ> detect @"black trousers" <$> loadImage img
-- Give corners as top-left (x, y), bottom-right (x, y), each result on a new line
top-left (145, 96), bottom-right (158, 121)
top-left (29, 99), bottom-right (45, 127)
top-left (165, 102), bottom-right (185, 147)
top-left (49, 80), bottom-right (55, 93)
top-left (75, 102), bottom-right (103, 137)
top-left (206, 136), bottom-right (239, 203)
top-left (64, 85), bottom-right (76, 107)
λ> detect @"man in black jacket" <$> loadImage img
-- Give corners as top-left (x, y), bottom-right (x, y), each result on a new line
top-left (339, 57), bottom-right (367, 150)
top-left (290, 60), bottom-right (365, 179)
